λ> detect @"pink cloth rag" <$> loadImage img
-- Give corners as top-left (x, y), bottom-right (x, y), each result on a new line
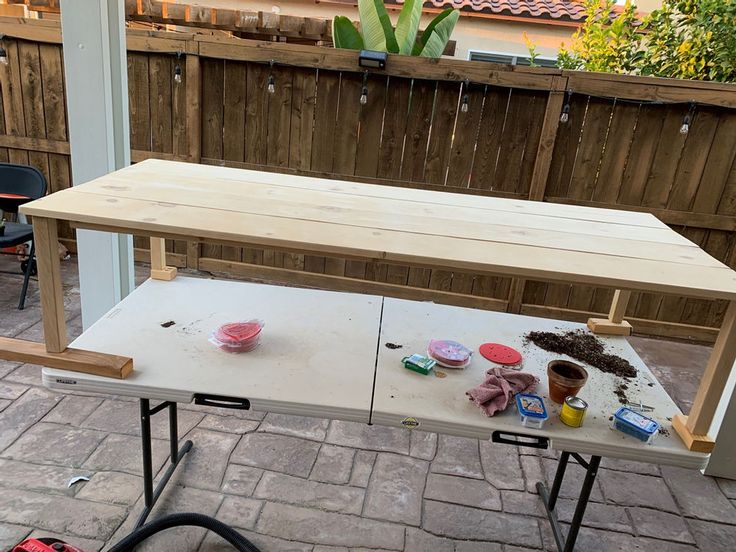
top-left (466, 367), bottom-right (539, 417)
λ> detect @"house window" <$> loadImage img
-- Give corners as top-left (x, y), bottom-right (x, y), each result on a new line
top-left (468, 50), bottom-right (558, 68)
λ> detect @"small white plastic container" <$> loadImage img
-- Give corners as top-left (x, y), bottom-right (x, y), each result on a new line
top-left (516, 393), bottom-right (549, 429)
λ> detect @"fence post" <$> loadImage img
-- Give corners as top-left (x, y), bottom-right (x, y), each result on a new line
top-left (186, 47), bottom-right (201, 163)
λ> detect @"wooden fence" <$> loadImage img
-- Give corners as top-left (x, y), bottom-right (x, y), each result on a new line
top-left (2, 17), bottom-right (736, 342)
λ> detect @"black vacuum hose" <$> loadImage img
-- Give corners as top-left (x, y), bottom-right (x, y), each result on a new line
top-left (107, 512), bottom-right (262, 552)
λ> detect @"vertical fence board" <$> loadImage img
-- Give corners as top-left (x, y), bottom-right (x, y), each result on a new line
top-left (445, 84), bottom-right (485, 188)
top-left (332, 72), bottom-right (362, 176)
top-left (591, 102), bottom-right (639, 203)
top-left (517, 91), bottom-right (548, 196)
top-left (310, 69), bottom-right (340, 172)
top-left (289, 68), bottom-right (317, 171)
top-left (423, 81), bottom-right (458, 186)
top-left (19, 41), bottom-right (50, 186)
top-left (200, 58), bottom-right (224, 259)
top-left (469, 86), bottom-right (507, 191)
top-left (0, 74), bottom-right (7, 163)
top-left (172, 56), bottom-right (187, 159)
top-left (149, 54), bottom-right (173, 154)
top-left (566, 97), bottom-right (614, 201)
top-left (222, 61), bottom-right (246, 163)
top-left (377, 76), bottom-right (411, 180)
top-left (354, 74), bottom-right (388, 179)
top-left (1, 40), bottom-right (29, 166)
top-left (401, 79), bottom-right (435, 183)
top-left (545, 95), bottom-right (587, 199)
top-left (267, 65), bottom-right (293, 167)
top-left (244, 62), bottom-right (269, 165)
top-left (691, 113), bottom-right (736, 214)
top-left (128, 52), bottom-right (151, 152)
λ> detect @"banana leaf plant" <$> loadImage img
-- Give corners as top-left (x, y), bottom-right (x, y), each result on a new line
top-left (332, 0), bottom-right (459, 58)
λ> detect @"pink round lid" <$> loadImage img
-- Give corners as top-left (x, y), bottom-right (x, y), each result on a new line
top-left (479, 343), bottom-right (522, 365)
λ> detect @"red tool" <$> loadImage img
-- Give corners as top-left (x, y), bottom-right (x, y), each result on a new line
top-left (13, 538), bottom-right (85, 552)
top-left (479, 343), bottom-right (522, 366)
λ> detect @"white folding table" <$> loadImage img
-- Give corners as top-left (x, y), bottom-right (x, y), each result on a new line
top-left (41, 276), bottom-right (707, 550)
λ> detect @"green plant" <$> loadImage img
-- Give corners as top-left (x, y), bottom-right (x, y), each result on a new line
top-left (523, 32), bottom-right (539, 67)
top-left (549, 0), bottom-right (736, 82)
top-left (332, 0), bottom-right (459, 58)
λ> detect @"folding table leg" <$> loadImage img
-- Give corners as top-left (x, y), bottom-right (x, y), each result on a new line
top-left (537, 452), bottom-right (601, 552)
top-left (136, 399), bottom-right (193, 528)
top-left (18, 240), bottom-right (35, 310)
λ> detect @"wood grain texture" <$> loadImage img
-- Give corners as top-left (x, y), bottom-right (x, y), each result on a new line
top-left (32, 216), bottom-right (67, 353)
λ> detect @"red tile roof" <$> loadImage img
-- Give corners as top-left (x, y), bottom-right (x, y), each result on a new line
top-left (391, 0), bottom-right (588, 22)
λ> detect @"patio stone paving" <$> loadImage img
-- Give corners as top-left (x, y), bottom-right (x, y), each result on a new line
top-left (0, 254), bottom-right (734, 551)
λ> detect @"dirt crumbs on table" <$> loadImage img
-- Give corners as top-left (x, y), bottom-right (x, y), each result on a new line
top-left (658, 427), bottom-right (670, 437)
top-left (160, 320), bottom-right (176, 328)
top-left (435, 370), bottom-right (447, 378)
top-left (525, 330), bottom-right (637, 378)
top-left (385, 342), bottom-right (403, 349)
top-left (614, 382), bottom-right (630, 405)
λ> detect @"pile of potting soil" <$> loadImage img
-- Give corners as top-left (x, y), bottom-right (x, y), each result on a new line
top-left (525, 329), bottom-right (637, 379)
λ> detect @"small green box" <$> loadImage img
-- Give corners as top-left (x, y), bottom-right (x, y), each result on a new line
top-left (402, 354), bottom-right (436, 375)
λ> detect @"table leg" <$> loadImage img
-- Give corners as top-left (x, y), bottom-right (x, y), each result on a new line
top-left (150, 237), bottom-right (177, 281)
top-left (538, 452), bottom-right (600, 552)
top-left (32, 217), bottom-right (67, 352)
top-left (587, 289), bottom-right (632, 336)
top-left (136, 399), bottom-right (193, 528)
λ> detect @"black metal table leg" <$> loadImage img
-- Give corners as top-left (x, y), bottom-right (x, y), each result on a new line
top-left (538, 452), bottom-right (601, 552)
top-left (136, 399), bottom-right (193, 528)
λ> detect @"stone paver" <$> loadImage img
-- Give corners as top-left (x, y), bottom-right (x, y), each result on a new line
top-left (431, 435), bottom-right (484, 479)
top-left (363, 452), bottom-right (428, 526)
top-left (2, 258), bottom-right (736, 552)
top-left (256, 502), bottom-right (405, 549)
top-left (255, 471), bottom-right (365, 514)
top-left (231, 432), bottom-right (320, 477)
top-left (424, 472), bottom-right (501, 511)
top-left (310, 444), bottom-right (355, 484)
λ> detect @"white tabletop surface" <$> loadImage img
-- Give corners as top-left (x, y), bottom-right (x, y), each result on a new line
top-left (373, 298), bottom-right (708, 468)
top-left (43, 277), bottom-right (708, 468)
top-left (43, 277), bottom-right (382, 423)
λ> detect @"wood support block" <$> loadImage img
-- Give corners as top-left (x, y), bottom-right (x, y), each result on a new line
top-left (0, 337), bottom-right (133, 379)
top-left (672, 414), bottom-right (715, 453)
top-left (151, 266), bottom-right (178, 281)
top-left (587, 317), bottom-right (633, 336)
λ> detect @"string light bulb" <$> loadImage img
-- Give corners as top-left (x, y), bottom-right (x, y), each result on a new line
top-left (560, 89), bottom-right (573, 123)
top-left (460, 79), bottom-right (470, 113)
top-left (173, 51), bottom-right (182, 84)
top-left (0, 34), bottom-right (7, 66)
top-left (680, 102), bottom-right (695, 135)
top-left (360, 71), bottom-right (368, 105)
top-left (267, 60), bottom-right (275, 94)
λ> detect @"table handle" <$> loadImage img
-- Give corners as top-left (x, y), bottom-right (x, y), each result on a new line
top-left (193, 394), bottom-right (251, 410)
top-left (491, 430), bottom-right (549, 449)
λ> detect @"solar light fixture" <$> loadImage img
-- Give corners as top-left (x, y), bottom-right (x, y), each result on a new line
top-left (358, 50), bottom-right (387, 69)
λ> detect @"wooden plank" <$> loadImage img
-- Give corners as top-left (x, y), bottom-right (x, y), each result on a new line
top-left (0, 39), bottom-right (29, 166)
top-left (469, 85), bottom-right (507, 191)
top-left (528, 77), bottom-right (567, 201)
top-left (617, 104), bottom-right (667, 206)
top-left (266, 64), bottom-right (293, 168)
top-left (400, 79), bottom-right (435, 183)
top-left (185, 53), bottom-right (201, 162)
top-left (0, 134), bottom-right (68, 153)
top-left (32, 216), bottom-right (66, 353)
top-left (288, 68), bottom-right (317, 171)
top-left (243, 62), bottom-right (268, 165)
top-left (423, 81), bottom-right (459, 186)
top-left (667, 107), bottom-right (720, 211)
top-left (691, 112), bottom-right (736, 214)
top-left (445, 83), bottom-right (485, 188)
top-left (544, 94), bottom-right (586, 199)
top-left (149, 236), bottom-right (177, 280)
top-left (331, 72), bottom-right (362, 176)
top-left (686, 301), bottom-right (736, 436)
top-left (19, 38), bottom-right (51, 186)
top-left (310, 69), bottom-right (340, 172)
top-left (376, 75), bottom-right (410, 180)
top-left (200, 58), bottom-right (224, 260)
top-left (148, 54), bottom-right (173, 154)
top-left (354, 73), bottom-right (387, 179)
top-left (566, 97), bottom-right (614, 201)
top-left (172, 53), bottom-right (187, 158)
top-left (640, 106), bottom-right (689, 209)
top-left (0, 337), bottom-right (133, 379)
top-left (222, 60), bottom-right (247, 163)
top-left (494, 89), bottom-right (547, 195)
top-left (591, 102), bottom-right (639, 204)
top-left (127, 52), bottom-right (151, 151)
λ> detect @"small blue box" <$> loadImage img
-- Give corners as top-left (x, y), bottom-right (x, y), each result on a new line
top-left (516, 393), bottom-right (548, 429)
top-left (612, 407), bottom-right (659, 444)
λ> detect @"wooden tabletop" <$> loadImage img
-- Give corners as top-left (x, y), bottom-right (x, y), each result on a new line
top-left (21, 159), bottom-right (736, 300)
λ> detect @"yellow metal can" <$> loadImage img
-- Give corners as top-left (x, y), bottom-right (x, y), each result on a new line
top-left (560, 396), bottom-right (588, 428)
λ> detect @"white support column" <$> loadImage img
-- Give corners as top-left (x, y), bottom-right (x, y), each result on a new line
top-left (60, 0), bottom-right (134, 329)
top-left (704, 366), bottom-right (736, 478)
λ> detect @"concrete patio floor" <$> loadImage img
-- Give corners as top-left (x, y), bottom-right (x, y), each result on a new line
top-left (1, 254), bottom-right (735, 552)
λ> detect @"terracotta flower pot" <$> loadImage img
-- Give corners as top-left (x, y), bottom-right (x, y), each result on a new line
top-left (547, 360), bottom-right (588, 404)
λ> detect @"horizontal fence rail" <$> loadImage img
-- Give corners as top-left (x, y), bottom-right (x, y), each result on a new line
top-left (2, 17), bottom-right (736, 342)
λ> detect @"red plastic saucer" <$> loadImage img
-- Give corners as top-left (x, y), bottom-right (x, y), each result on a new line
top-left (479, 343), bottom-right (522, 366)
